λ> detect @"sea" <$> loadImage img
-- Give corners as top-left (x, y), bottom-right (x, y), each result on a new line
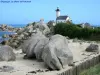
top-left (0, 24), bottom-right (27, 43)
top-left (10, 24), bottom-right (27, 28)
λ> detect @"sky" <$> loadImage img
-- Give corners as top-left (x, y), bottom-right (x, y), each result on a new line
top-left (0, 0), bottom-right (100, 25)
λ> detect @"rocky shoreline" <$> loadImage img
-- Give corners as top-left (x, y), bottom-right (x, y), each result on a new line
top-left (0, 22), bottom-right (100, 75)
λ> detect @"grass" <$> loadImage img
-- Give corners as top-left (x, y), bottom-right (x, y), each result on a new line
top-left (80, 64), bottom-right (100, 75)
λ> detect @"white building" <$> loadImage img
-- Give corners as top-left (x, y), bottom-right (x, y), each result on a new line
top-left (81, 23), bottom-right (91, 28)
top-left (55, 7), bottom-right (71, 23)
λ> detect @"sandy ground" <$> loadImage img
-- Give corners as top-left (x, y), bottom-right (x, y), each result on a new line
top-left (0, 40), bottom-right (100, 75)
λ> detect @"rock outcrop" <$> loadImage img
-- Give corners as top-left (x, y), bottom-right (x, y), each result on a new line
top-left (0, 45), bottom-right (16, 61)
top-left (21, 29), bottom-right (49, 60)
top-left (85, 44), bottom-right (99, 52)
top-left (42, 34), bottom-right (74, 70)
top-left (4, 22), bottom-right (74, 70)
top-left (0, 24), bottom-right (16, 31)
top-left (22, 33), bottom-right (74, 70)
top-left (34, 22), bottom-right (50, 36)
top-left (9, 22), bottom-right (50, 49)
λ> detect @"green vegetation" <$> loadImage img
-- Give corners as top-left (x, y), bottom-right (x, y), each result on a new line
top-left (54, 23), bottom-right (100, 41)
top-left (80, 64), bottom-right (100, 75)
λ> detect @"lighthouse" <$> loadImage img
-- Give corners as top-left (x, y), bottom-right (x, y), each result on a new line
top-left (55, 7), bottom-right (60, 18)
top-left (55, 7), bottom-right (72, 23)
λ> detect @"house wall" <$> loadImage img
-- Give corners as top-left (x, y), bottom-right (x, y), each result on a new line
top-left (57, 20), bottom-right (66, 23)
top-left (66, 17), bottom-right (72, 21)
top-left (56, 17), bottom-right (72, 23)
top-left (66, 17), bottom-right (70, 21)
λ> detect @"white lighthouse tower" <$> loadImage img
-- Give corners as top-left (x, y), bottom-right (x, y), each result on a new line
top-left (55, 7), bottom-right (60, 18)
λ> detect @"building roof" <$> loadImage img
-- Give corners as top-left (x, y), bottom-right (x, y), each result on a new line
top-left (56, 16), bottom-right (68, 20)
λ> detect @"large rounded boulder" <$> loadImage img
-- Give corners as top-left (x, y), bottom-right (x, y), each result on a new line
top-left (34, 38), bottom-right (49, 60)
top-left (21, 29), bottom-right (43, 53)
top-left (0, 45), bottom-right (16, 61)
top-left (21, 29), bottom-right (49, 60)
top-left (42, 34), bottom-right (74, 70)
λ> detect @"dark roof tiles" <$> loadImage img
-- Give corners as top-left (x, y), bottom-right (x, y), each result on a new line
top-left (56, 16), bottom-right (68, 20)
